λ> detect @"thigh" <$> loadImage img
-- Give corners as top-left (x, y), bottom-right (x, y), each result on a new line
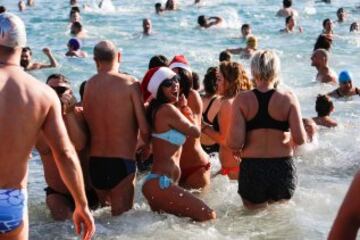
top-left (109, 173), bottom-right (136, 216)
top-left (46, 194), bottom-right (73, 220)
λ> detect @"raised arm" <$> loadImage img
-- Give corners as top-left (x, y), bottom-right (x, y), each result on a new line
top-left (131, 81), bottom-right (150, 143)
top-left (288, 92), bottom-right (307, 145)
top-left (209, 16), bottom-right (223, 26)
top-left (226, 48), bottom-right (242, 55)
top-left (328, 171), bottom-right (360, 240)
top-left (40, 48), bottom-right (59, 69)
top-left (41, 90), bottom-right (94, 240)
top-left (226, 94), bottom-right (246, 151)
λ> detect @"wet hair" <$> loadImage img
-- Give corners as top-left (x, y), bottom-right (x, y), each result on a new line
top-left (192, 71), bottom-right (200, 91)
top-left (286, 16), bottom-right (293, 24)
top-left (322, 18), bottom-right (331, 28)
top-left (79, 80), bottom-right (87, 101)
top-left (203, 66), bottom-right (217, 96)
top-left (315, 94), bottom-right (334, 117)
top-left (22, 47), bottom-right (32, 55)
top-left (283, 0), bottom-right (292, 8)
top-left (337, 8), bottom-right (344, 16)
top-left (219, 61), bottom-right (252, 98)
top-left (155, 3), bottom-right (161, 9)
top-left (46, 73), bottom-right (69, 84)
top-left (251, 50), bottom-right (281, 84)
top-left (198, 15), bottom-right (206, 27)
top-left (71, 6), bottom-right (80, 13)
top-left (146, 81), bottom-right (172, 128)
top-left (177, 67), bottom-right (193, 98)
top-left (241, 24), bottom-right (250, 31)
top-left (350, 22), bottom-right (359, 32)
top-left (148, 55), bottom-right (169, 69)
top-left (71, 21), bottom-right (82, 33)
top-left (219, 50), bottom-right (231, 62)
top-left (165, 0), bottom-right (175, 10)
top-left (0, 6), bottom-right (6, 13)
top-left (313, 34), bottom-right (332, 51)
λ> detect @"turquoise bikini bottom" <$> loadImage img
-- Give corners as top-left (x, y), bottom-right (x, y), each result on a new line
top-left (144, 173), bottom-right (173, 190)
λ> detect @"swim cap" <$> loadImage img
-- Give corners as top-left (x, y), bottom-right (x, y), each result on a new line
top-left (68, 38), bottom-right (81, 50)
top-left (338, 70), bottom-right (352, 84)
top-left (169, 55), bottom-right (192, 73)
top-left (0, 12), bottom-right (27, 48)
top-left (141, 67), bottom-right (176, 101)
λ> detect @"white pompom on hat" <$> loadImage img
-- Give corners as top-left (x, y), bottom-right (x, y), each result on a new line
top-left (169, 54), bottom-right (192, 73)
top-left (0, 12), bottom-right (27, 48)
top-left (141, 67), bottom-right (176, 101)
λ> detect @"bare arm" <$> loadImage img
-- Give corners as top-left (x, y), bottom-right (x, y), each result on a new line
top-left (202, 100), bottom-right (232, 146)
top-left (40, 48), bottom-right (59, 68)
top-left (167, 105), bottom-right (200, 138)
top-left (226, 94), bottom-right (246, 151)
top-left (226, 48), bottom-right (242, 55)
top-left (131, 81), bottom-right (150, 144)
top-left (288, 92), bottom-right (307, 145)
top-left (41, 91), bottom-right (94, 239)
top-left (209, 16), bottom-right (223, 26)
top-left (187, 90), bottom-right (202, 125)
top-left (328, 171), bottom-right (360, 240)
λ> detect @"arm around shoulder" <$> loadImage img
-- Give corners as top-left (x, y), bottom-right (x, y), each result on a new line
top-left (167, 104), bottom-right (200, 138)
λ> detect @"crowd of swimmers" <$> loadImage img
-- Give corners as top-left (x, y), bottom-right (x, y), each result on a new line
top-left (0, 0), bottom-right (360, 239)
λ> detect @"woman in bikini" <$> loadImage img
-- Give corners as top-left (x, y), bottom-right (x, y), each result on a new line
top-left (169, 55), bottom-right (211, 190)
top-left (202, 61), bottom-right (252, 180)
top-left (141, 67), bottom-right (216, 221)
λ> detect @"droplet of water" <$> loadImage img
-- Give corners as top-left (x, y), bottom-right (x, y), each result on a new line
top-left (179, 193), bottom-right (183, 197)
top-left (201, 207), bottom-right (205, 211)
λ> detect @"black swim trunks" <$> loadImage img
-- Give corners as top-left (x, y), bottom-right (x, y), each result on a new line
top-left (44, 187), bottom-right (99, 210)
top-left (238, 157), bottom-right (296, 204)
top-left (89, 157), bottom-right (136, 190)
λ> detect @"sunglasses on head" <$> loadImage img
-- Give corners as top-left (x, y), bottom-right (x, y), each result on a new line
top-left (52, 86), bottom-right (68, 95)
top-left (162, 76), bottom-right (179, 88)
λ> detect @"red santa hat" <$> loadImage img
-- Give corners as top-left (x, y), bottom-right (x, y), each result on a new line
top-left (141, 67), bottom-right (176, 101)
top-left (169, 54), bottom-right (192, 73)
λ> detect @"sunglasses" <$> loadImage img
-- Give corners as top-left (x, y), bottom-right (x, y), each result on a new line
top-left (52, 86), bottom-right (68, 95)
top-left (162, 76), bottom-right (179, 88)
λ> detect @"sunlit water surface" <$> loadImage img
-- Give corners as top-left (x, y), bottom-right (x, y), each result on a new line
top-left (2, 0), bottom-right (360, 239)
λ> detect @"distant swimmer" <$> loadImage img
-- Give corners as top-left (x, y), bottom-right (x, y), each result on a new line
top-left (36, 74), bottom-right (99, 220)
top-left (322, 18), bottom-right (334, 37)
top-left (350, 22), bottom-right (359, 32)
top-left (66, 38), bottom-right (87, 58)
top-left (154, 3), bottom-right (164, 15)
top-left (27, 0), bottom-right (34, 6)
top-left (141, 67), bottom-right (216, 221)
top-left (336, 8), bottom-right (347, 23)
top-left (0, 6), bottom-right (6, 13)
top-left (280, 16), bottom-right (303, 33)
top-left (328, 170), bottom-right (360, 240)
top-left (165, 0), bottom-right (177, 10)
top-left (198, 15), bottom-right (223, 28)
top-left (143, 18), bottom-right (152, 36)
top-left (327, 70), bottom-right (360, 99)
top-left (71, 21), bottom-right (87, 39)
top-left (70, 8), bottom-right (81, 23)
top-left (241, 23), bottom-right (253, 39)
top-left (18, 0), bottom-right (26, 11)
top-left (311, 49), bottom-right (337, 85)
top-left (0, 12), bottom-right (95, 239)
top-left (20, 47), bottom-right (59, 71)
top-left (276, 0), bottom-right (298, 18)
top-left (227, 36), bottom-right (258, 59)
top-left (70, 0), bottom-right (77, 6)
top-left (312, 94), bottom-right (337, 128)
top-left (83, 40), bottom-right (150, 216)
top-left (227, 50), bottom-right (307, 210)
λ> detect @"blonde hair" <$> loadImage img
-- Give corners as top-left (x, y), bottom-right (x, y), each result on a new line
top-left (247, 36), bottom-right (257, 49)
top-left (251, 50), bottom-right (281, 83)
top-left (219, 61), bottom-right (252, 98)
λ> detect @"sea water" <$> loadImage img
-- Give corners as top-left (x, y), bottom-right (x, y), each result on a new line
top-left (1, 0), bottom-right (360, 239)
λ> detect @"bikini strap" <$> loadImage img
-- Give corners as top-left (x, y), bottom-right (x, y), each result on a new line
top-left (203, 96), bottom-right (218, 122)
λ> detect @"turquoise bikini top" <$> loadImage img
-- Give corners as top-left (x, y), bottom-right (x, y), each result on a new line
top-left (152, 129), bottom-right (186, 146)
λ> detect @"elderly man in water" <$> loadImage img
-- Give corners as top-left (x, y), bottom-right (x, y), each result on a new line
top-left (83, 40), bottom-right (150, 216)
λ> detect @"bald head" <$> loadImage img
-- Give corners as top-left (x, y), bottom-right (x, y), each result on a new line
top-left (93, 40), bottom-right (117, 62)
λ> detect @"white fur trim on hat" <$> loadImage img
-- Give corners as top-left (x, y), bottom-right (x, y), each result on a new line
top-left (148, 67), bottom-right (176, 98)
top-left (169, 62), bottom-right (192, 73)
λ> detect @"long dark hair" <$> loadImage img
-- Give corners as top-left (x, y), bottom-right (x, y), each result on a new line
top-left (176, 68), bottom-right (193, 98)
top-left (146, 83), bottom-right (171, 128)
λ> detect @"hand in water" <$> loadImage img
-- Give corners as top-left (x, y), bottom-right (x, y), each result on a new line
top-left (73, 206), bottom-right (95, 240)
